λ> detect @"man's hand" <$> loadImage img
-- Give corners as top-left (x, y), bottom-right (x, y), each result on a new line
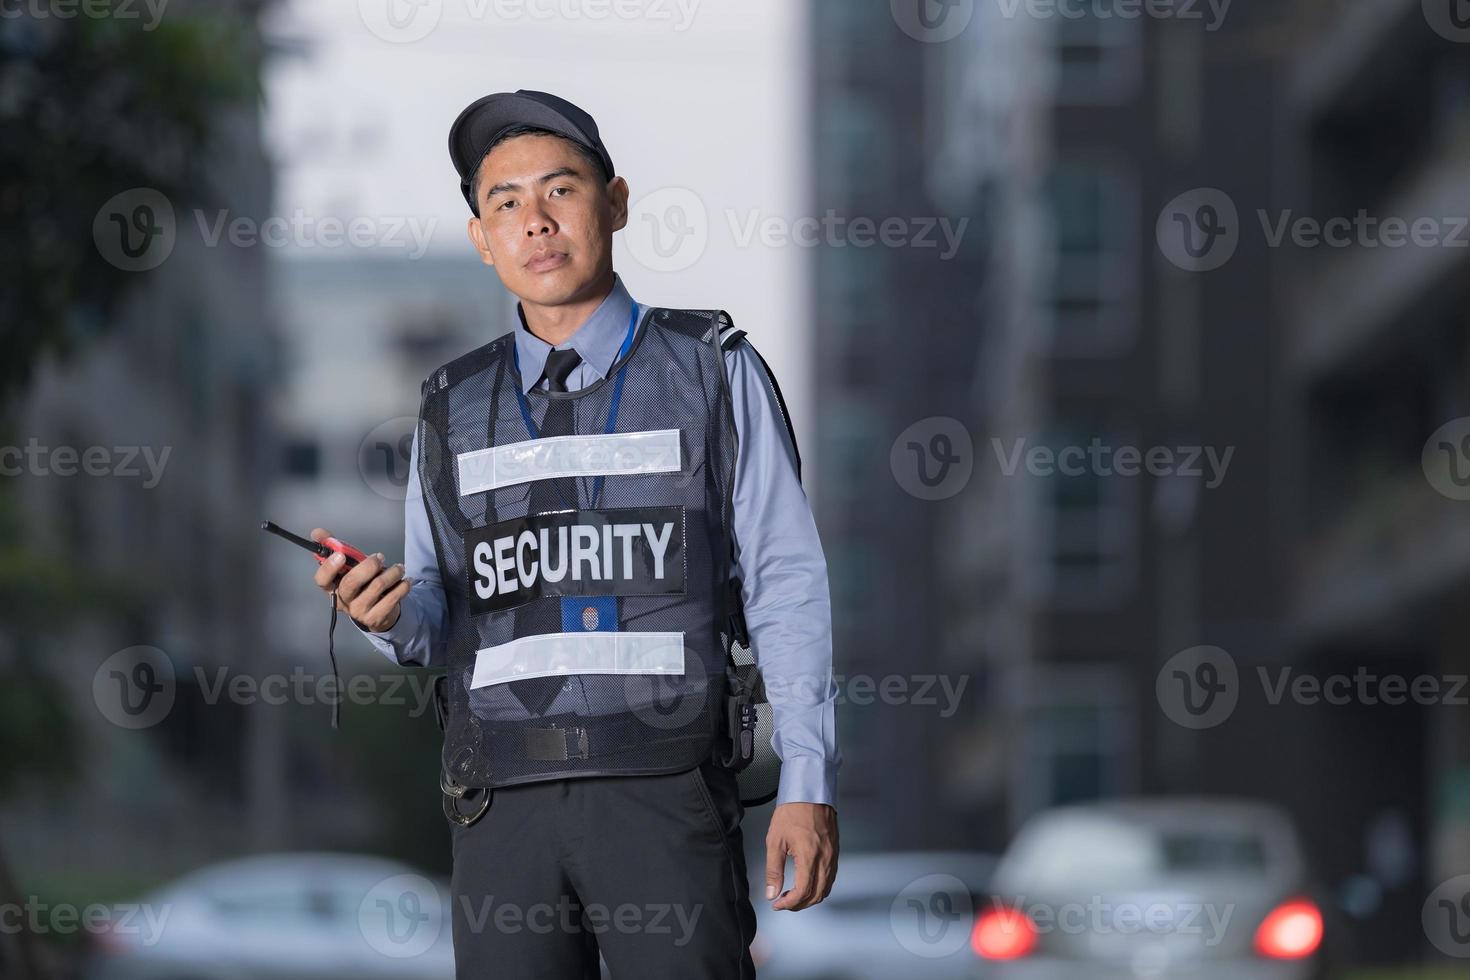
top-left (310, 527), bottom-right (412, 633)
top-left (765, 802), bottom-right (839, 911)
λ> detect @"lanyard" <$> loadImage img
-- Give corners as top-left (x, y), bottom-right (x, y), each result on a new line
top-left (511, 304), bottom-right (639, 510)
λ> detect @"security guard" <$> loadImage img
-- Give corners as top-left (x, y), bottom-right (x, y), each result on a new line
top-left (310, 90), bottom-right (840, 978)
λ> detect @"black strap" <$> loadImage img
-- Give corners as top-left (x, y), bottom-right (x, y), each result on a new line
top-left (720, 326), bottom-right (802, 483)
top-left (326, 591), bottom-right (343, 730)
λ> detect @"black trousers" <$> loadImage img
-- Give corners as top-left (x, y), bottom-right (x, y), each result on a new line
top-left (447, 755), bottom-right (758, 979)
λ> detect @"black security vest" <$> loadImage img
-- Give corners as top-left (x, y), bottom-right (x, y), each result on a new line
top-left (417, 306), bottom-right (739, 789)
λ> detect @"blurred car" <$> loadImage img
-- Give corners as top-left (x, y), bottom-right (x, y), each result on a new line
top-left (754, 850), bottom-right (998, 980)
top-left (973, 798), bottom-right (1331, 980)
top-left (82, 852), bottom-right (455, 980)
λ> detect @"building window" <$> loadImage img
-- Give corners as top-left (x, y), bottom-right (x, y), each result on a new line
top-left (1052, 9), bottom-right (1142, 106)
top-left (818, 246), bottom-right (888, 344)
top-left (1022, 422), bottom-right (1139, 608)
top-left (280, 439), bottom-right (320, 479)
top-left (819, 96), bottom-right (889, 200)
top-left (1038, 164), bottom-right (1139, 356)
top-left (1019, 666), bottom-right (1136, 815)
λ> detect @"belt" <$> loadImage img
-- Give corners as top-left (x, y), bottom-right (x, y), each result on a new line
top-left (434, 676), bottom-right (718, 826)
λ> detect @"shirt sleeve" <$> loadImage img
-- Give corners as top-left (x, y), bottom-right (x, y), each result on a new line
top-left (355, 425), bottom-right (448, 669)
top-left (724, 339), bottom-right (842, 809)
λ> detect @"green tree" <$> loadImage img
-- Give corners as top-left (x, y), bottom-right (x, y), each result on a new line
top-left (0, 3), bottom-right (261, 403)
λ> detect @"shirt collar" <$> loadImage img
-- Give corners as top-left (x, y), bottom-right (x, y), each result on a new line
top-left (513, 272), bottom-right (641, 395)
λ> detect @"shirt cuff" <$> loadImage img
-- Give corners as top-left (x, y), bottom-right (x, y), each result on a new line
top-left (354, 602), bottom-right (418, 664)
top-left (775, 754), bottom-right (838, 810)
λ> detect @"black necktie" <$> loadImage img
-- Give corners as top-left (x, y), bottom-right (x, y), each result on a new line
top-left (508, 347), bottom-right (583, 716)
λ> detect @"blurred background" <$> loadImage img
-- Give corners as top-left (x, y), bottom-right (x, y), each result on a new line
top-left (6, 0), bottom-right (1470, 977)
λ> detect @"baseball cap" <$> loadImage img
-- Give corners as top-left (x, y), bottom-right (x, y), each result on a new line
top-left (448, 89), bottom-right (616, 216)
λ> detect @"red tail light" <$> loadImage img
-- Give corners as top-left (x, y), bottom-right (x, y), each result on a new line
top-left (1254, 899), bottom-right (1323, 959)
top-left (971, 906), bottom-right (1037, 960)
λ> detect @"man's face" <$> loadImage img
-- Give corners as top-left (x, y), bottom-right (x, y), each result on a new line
top-left (465, 134), bottom-right (628, 308)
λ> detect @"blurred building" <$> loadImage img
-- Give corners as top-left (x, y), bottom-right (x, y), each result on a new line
top-left (3, 14), bottom-right (279, 886)
top-left (807, 1), bottom-right (994, 849)
top-left (1272, 0), bottom-right (1470, 960)
top-left (259, 253), bottom-right (510, 858)
top-left (941, 4), bottom-right (1172, 842)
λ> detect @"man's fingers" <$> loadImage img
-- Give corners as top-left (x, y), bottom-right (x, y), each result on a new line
top-left (312, 550), bottom-right (352, 592)
top-left (336, 553), bottom-right (386, 602)
top-left (772, 842), bottom-right (818, 910)
top-left (346, 558), bottom-right (400, 616)
top-left (764, 837), bottom-right (787, 903)
top-left (362, 578), bottom-right (413, 630)
top-left (355, 569), bottom-right (408, 622)
top-left (816, 852), bottom-right (838, 903)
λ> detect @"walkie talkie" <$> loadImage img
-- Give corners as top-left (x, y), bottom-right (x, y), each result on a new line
top-left (260, 520), bottom-right (367, 569)
top-left (260, 520), bottom-right (372, 729)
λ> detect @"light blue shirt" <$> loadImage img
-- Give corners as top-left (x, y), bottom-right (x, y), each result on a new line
top-left (359, 273), bottom-right (841, 808)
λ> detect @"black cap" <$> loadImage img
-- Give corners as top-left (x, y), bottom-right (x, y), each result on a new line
top-left (448, 89), bottom-right (615, 216)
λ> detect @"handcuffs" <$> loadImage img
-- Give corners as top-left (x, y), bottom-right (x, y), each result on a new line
top-left (434, 676), bottom-right (492, 827)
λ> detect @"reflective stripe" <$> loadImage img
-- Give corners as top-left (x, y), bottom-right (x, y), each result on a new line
top-left (457, 429), bottom-right (682, 497)
top-left (470, 631), bottom-right (686, 690)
